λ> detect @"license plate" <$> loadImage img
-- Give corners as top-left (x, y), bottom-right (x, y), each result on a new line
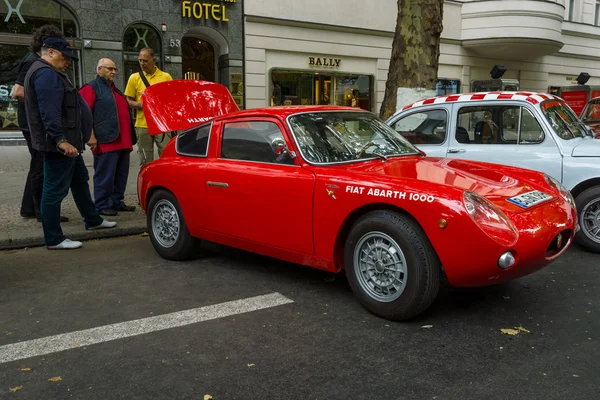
top-left (507, 190), bottom-right (553, 209)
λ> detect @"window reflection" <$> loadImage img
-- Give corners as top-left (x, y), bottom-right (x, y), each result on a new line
top-left (270, 69), bottom-right (374, 111)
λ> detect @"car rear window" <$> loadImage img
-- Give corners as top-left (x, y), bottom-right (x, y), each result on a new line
top-left (176, 123), bottom-right (211, 156)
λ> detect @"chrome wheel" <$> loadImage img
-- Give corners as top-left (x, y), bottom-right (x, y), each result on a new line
top-left (151, 199), bottom-right (180, 248)
top-left (581, 198), bottom-right (600, 244)
top-left (353, 231), bottom-right (408, 303)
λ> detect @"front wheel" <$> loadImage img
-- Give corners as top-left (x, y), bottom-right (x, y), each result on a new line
top-left (344, 210), bottom-right (441, 321)
top-left (147, 189), bottom-right (200, 260)
top-left (575, 186), bottom-right (600, 253)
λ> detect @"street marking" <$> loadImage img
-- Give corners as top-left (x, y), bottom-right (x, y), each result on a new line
top-left (0, 292), bottom-right (293, 364)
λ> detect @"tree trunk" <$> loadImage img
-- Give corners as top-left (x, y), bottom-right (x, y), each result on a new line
top-left (379, 0), bottom-right (444, 120)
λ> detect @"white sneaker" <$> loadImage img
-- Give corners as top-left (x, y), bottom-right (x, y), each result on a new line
top-left (87, 220), bottom-right (117, 230)
top-left (47, 238), bottom-right (83, 250)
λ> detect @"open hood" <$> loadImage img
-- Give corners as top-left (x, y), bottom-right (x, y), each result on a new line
top-left (141, 80), bottom-right (240, 135)
top-left (571, 137), bottom-right (600, 157)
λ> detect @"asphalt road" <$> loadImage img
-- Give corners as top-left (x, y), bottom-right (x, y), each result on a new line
top-left (0, 236), bottom-right (598, 400)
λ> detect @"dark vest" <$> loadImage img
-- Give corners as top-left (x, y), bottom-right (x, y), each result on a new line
top-left (24, 59), bottom-right (86, 153)
top-left (86, 76), bottom-right (121, 143)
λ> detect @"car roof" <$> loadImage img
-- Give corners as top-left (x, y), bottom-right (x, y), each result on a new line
top-left (399, 91), bottom-right (563, 113)
top-left (212, 105), bottom-right (363, 121)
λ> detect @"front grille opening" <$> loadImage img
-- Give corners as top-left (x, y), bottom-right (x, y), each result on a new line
top-left (546, 229), bottom-right (572, 258)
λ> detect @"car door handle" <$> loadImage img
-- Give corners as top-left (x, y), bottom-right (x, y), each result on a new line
top-left (447, 148), bottom-right (466, 154)
top-left (207, 181), bottom-right (229, 188)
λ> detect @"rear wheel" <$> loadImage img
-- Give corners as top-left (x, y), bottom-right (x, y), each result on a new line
top-left (147, 189), bottom-right (200, 260)
top-left (575, 186), bottom-right (600, 253)
top-left (344, 210), bottom-right (441, 321)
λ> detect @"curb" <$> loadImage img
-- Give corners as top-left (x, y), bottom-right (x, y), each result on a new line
top-left (0, 221), bottom-right (147, 250)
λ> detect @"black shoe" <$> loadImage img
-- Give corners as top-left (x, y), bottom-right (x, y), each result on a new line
top-left (114, 203), bottom-right (136, 212)
top-left (21, 213), bottom-right (36, 219)
top-left (36, 215), bottom-right (69, 222)
top-left (98, 208), bottom-right (119, 216)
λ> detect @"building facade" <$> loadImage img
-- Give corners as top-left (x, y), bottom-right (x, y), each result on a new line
top-left (244, 0), bottom-right (600, 113)
top-left (0, 0), bottom-right (243, 136)
top-left (3, 0), bottom-right (600, 136)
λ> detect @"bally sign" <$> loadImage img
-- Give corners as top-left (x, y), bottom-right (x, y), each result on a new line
top-left (308, 57), bottom-right (341, 68)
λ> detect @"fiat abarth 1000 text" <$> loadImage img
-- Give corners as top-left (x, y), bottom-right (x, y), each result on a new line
top-left (137, 81), bottom-right (577, 321)
top-left (387, 91), bottom-right (600, 254)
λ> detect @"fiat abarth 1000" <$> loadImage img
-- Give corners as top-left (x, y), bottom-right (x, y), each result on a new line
top-left (387, 91), bottom-right (600, 254)
top-left (137, 81), bottom-right (577, 321)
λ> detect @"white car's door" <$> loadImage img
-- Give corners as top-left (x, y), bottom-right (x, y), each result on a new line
top-left (443, 102), bottom-right (563, 181)
top-left (387, 105), bottom-right (451, 158)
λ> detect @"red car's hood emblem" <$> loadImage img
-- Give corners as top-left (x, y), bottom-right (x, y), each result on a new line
top-left (141, 80), bottom-right (240, 135)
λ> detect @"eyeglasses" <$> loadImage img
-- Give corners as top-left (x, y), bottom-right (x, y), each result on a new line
top-left (100, 66), bottom-right (118, 72)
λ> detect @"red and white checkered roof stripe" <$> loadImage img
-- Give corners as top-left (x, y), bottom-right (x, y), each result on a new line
top-left (401, 91), bottom-right (562, 111)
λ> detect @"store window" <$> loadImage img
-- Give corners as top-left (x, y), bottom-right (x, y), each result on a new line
top-left (270, 69), bottom-right (374, 111)
top-left (122, 23), bottom-right (162, 81)
top-left (0, 0), bottom-right (80, 131)
top-left (436, 79), bottom-right (460, 96)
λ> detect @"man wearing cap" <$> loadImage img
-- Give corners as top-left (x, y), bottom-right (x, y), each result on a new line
top-left (124, 47), bottom-right (173, 166)
top-left (24, 37), bottom-right (117, 250)
top-left (80, 58), bottom-right (137, 217)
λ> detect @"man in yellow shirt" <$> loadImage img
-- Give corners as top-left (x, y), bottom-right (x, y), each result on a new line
top-left (124, 47), bottom-right (173, 166)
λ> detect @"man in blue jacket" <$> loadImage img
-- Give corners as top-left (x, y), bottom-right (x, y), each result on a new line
top-left (24, 37), bottom-right (117, 250)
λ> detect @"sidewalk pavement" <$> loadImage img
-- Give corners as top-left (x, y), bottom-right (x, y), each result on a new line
top-left (0, 143), bottom-right (147, 250)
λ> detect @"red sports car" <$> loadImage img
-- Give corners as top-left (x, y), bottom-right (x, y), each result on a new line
top-left (137, 81), bottom-right (578, 321)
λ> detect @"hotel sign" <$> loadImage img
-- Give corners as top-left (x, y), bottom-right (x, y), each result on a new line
top-left (182, 0), bottom-right (235, 21)
top-left (308, 57), bottom-right (341, 68)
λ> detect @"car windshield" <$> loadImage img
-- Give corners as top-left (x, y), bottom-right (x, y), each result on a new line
top-left (541, 100), bottom-right (587, 140)
top-left (287, 111), bottom-right (420, 164)
top-left (581, 99), bottom-right (600, 122)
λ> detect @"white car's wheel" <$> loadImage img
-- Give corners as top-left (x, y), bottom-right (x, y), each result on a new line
top-left (344, 210), bottom-right (441, 321)
top-left (575, 186), bottom-right (600, 253)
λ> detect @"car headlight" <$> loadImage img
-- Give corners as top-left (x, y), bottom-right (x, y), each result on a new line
top-left (544, 174), bottom-right (576, 211)
top-left (463, 191), bottom-right (518, 246)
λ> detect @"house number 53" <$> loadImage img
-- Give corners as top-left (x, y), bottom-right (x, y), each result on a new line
top-left (169, 39), bottom-right (181, 48)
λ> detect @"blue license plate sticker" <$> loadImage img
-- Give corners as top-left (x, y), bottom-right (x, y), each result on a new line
top-left (507, 190), bottom-right (553, 208)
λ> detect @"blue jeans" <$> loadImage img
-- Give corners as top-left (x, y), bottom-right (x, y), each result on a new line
top-left (93, 149), bottom-right (130, 210)
top-left (41, 154), bottom-right (104, 246)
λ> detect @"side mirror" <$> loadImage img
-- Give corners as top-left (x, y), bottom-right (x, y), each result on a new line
top-left (275, 143), bottom-right (296, 159)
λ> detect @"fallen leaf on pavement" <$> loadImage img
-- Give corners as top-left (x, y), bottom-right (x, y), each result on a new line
top-left (204, 395), bottom-right (213, 400)
top-left (573, 374), bottom-right (580, 378)
top-left (20, 368), bottom-right (31, 372)
top-left (48, 376), bottom-right (62, 382)
top-left (501, 328), bottom-right (520, 335)
top-left (247, 363), bottom-right (255, 367)
top-left (9, 386), bottom-right (23, 392)
top-left (516, 325), bottom-right (531, 333)
top-left (141, 232), bottom-right (149, 237)
top-left (502, 296), bottom-right (511, 300)
top-left (421, 325), bottom-right (433, 329)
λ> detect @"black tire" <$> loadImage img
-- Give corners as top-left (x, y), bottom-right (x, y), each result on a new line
top-left (147, 189), bottom-right (200, 261)
top-left (344, 210), bottom-right (441, 321)
top-left (575, 186), bottom-right (600, 253)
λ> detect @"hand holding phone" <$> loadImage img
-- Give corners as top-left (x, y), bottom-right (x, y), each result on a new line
top-left (57, 141), bottom-right (79, 157)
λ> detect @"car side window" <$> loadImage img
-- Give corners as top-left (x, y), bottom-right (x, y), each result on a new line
top-left (456, 105), bottom-right (543, 145)
top-left (220, 121), bottom-right (295, 165)
top-left (176, 124), bottom-right (211, 156)
top-left (391, 109), bottom-right (447, 145)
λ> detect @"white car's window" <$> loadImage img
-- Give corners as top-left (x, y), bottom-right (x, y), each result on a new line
top-left (456, 105), bottom-right (543, 144)
top-left (391, 109), bottom-right (447, 145)
top-left (288, 111), bottom-right (420, 164)
top-left (541, 100), bottom-right (587, 140)
top-left (220, 121), bottom-right (294, 165)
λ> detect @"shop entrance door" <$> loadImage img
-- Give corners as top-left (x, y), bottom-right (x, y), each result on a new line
top-left (182, 37), bottom-right (215, 81)
top-left (314, 75), bottom-right (332, 105)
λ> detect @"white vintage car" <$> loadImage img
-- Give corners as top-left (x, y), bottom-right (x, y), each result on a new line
top-left (386, 91), bottom-right (600, 253)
